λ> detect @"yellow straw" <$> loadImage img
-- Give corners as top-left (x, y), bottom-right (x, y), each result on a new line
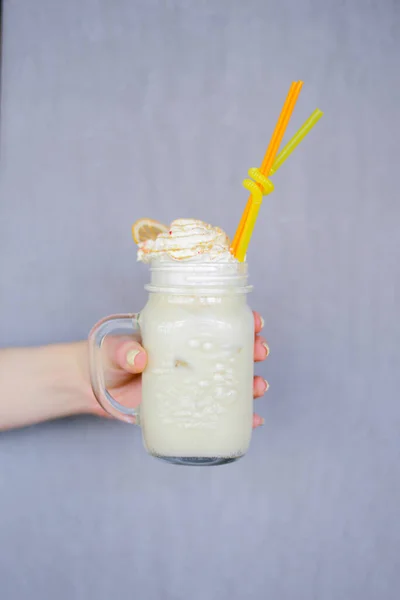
top-left (269, 109), bottom-right (323, 176)
top-left (234, 200), bottom-right (262, 263)
top-left (234, 107), bottom-right (323, 262)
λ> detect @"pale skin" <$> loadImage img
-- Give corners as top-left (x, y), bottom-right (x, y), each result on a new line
top-left (0, 312), bottom-right (269, 432)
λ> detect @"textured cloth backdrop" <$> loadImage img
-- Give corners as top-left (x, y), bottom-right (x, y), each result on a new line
top-left (0, 1), bottom-right (399, 599)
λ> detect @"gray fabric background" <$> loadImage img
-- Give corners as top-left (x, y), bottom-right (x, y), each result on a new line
top-left (1, 0), bottom-right (399, 598)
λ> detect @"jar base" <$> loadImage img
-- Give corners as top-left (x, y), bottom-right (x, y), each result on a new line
top-left (152, 454), bottom-right (244, 466)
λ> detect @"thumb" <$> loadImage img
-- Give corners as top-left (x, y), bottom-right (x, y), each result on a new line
top-left (102, 336), bottom-right (148, 376)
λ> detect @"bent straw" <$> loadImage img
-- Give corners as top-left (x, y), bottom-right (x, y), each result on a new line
top-left (231, 81), bottom-right (303, 256)
top-left (232, 82), bottom-right (302, 255)
top-left (233, 108), bottom-right (323, 262)
top-left (234, 108), bottom-right (323, 262)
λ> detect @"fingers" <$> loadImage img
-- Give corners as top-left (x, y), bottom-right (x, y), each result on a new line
top-left (253, 414), bottom-right (265, 428)
top-left (253, 311), bottom-right (269, 362)
top-left (252, 376), bottom-right (269, 428)
top-left (253, 375), bottom-right (269, 397)
top-left (253, 311), bottom-right (264, 335)
top-left (102, 336), bottom-right (147, 375)
top-left (254, 336), bottom-right (269, 361)
top-left (252, 311), bottom-right (269, 427)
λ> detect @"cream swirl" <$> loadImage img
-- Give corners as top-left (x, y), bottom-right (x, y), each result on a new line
top-left (137, 218), bottom-right (237, 263)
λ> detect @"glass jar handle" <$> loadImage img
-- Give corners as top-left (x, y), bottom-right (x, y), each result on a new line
top-left (88, 313), bottom-right (141, 424)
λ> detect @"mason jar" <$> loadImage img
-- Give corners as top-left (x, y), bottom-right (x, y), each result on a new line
top-left (89, 259), bottom-right (254, 466)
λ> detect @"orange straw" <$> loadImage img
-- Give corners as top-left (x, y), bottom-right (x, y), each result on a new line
top-left (231, 81), bottom-right (303, 256)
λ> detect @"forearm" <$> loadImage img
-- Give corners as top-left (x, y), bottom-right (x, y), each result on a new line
top-left (0, 342), bottom-right (94, 431)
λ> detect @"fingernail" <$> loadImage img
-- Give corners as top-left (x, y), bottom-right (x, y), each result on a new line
top-left (126, 349), bottom-right (141, 366)
top-left (254, 414), bottom-right (265, 427)
top-left (260, 315), bottom-right (265, 329)
top-left (262, 342), bottom-right (270, 357)
top-left (264, 379), bottom-right (269, 392)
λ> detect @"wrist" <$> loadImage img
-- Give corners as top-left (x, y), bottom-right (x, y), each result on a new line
top-left (52, 341), bottom-right (97, 417)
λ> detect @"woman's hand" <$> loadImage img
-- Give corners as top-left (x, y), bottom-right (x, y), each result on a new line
top-left (90, 311), bottom-right (269, 428)
top-left (0, 311), bottom-right (269, 432)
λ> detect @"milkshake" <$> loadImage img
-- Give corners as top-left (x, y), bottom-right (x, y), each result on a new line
top-left (137, 219), bottom-right (254, 464)
top-left (89, 218), bottom-right (254, 466)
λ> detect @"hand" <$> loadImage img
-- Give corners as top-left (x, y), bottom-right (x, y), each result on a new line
top-left (89, 311), bottom-right (269, 428)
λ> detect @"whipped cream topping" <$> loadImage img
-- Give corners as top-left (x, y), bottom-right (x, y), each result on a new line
top-left (137, 219), bottom-right (237, 263)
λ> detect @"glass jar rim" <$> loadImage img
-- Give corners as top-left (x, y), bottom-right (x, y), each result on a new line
top-left (144, 259), bottom-right (251, 295)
